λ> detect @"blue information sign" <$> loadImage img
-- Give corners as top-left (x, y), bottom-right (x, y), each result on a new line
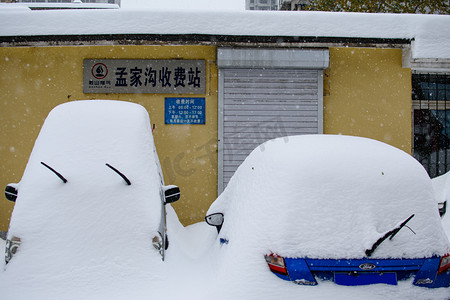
top-left (165, 97), bottom-right (205, 125)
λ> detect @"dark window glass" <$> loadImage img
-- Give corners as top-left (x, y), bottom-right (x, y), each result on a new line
top-left (413, 74), bottom-right (450, 177)
top-left (413, 74), bottom-right (450, 101)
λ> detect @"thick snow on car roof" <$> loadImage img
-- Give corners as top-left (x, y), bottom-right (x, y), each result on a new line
top-left (209, 135), bottom-right (449, 259)
top-left (2, 100), bottom-right (166, 296)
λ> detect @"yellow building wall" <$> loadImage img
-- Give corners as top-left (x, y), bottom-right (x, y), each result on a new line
top-left (0, 45), bottom-right (413, 231)
top-left (323, 47), bottom-right (412, 153)
top-left (0, 45), bottom-right (218, 230)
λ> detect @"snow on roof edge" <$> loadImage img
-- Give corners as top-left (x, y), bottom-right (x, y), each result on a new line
top-left (0, 9), bottom-right (449, 59)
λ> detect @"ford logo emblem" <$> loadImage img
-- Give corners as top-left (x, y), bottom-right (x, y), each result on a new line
top-left (359, 263), bottom-right (376, 270)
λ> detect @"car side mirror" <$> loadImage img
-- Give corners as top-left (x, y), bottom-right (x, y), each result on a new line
top-left (5, 183), bottom-right (18, 202)
top-left (205, 213), bottom-right (224, 233)
top-left (163, 185), bottom-right (180, 204)
top-left (438, 201), bottom-right (447, 217)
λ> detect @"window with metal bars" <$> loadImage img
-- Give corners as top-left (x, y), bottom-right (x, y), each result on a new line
top-left (412, 73), bottom-right (450, 178)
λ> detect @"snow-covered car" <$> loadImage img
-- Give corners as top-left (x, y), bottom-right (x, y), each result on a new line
top-left (206, 135), bottom-right (450, 288)
top-left (3, 100), bottom-right (180, 270)
top-left (432, 172), bottom-right (449, 219)
top-left (432, 172), bottom-right (450, 241)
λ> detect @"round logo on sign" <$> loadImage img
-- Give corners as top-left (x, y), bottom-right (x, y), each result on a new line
top-left (91, 63), bottom-right (108, 79)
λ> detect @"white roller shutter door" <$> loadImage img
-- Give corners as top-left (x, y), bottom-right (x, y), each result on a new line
top-left (218, 48), bottom-right (328, 193)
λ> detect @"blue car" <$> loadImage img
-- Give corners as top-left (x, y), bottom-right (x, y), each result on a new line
top-left (206, 135), bottom-right (450, 288)
top-left (263, 251), bottom-right (450, 288)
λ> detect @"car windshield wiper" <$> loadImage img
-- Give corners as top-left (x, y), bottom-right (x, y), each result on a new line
top-left (41, 162), bottom-right (68, 183)
top-left (106, 163), bottom-right (131, 185)
top-left (365, 214), bottom-right (415, 257)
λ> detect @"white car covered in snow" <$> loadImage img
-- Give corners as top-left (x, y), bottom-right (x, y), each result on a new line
top-left (2, 100), bottom-right (181, 296)
top-left (206, 135), bottom-right (450, 289)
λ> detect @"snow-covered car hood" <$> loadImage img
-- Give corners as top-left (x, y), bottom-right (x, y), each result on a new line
top-left (208, 135), bottom-right (449, 259)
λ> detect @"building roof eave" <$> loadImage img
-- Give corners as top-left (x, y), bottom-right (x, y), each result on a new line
top-left (0, 33), bottom-right (412, 49)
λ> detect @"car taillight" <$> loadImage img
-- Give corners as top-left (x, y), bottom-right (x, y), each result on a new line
top-left (265, 254), bottom-right (288, 276)
top-left (438, 253), bottom-right (450, 274)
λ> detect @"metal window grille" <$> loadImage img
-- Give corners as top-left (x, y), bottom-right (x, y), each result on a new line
top-left (412, 73), bottom-right (450, 178)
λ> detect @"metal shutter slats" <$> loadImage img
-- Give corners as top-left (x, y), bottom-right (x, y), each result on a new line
top-left (221, 68), bottom-right (320, 189)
